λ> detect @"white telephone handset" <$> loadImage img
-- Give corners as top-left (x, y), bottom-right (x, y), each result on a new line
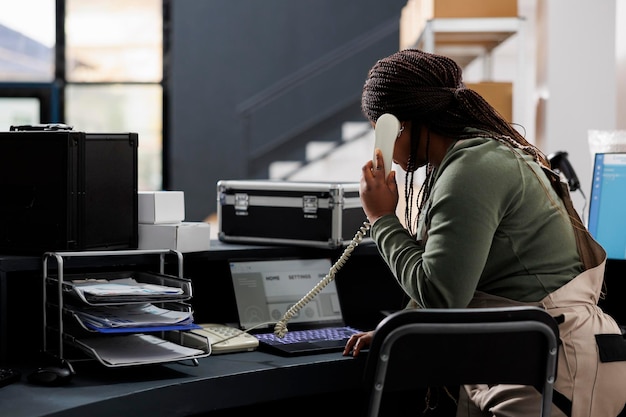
top-left (273, 113), bottom-right (401, 338)
top-left (373, 113), bottom-right (401, 178)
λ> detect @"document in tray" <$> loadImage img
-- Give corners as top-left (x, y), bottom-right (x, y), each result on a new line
top-left (70, 277), bottom-right (184, 304)
top-left (68, 303), bottom-right (195, 329)
top-left (76, 334), bottom-right (207, 366)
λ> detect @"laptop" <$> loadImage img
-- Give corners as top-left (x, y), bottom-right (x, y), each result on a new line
top-left (228, 257), bottom-right (361, 356)
top-left (588, 152), bottom-right (626, 261)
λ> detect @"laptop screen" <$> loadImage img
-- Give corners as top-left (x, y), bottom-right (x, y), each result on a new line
top-left (228, 258), bottom-right (344, 330)
top-left (588, 152), bottom-right (626, 260)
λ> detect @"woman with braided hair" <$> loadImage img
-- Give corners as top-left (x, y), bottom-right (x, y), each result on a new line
top-left (342, 49), bottom-right (626, 416)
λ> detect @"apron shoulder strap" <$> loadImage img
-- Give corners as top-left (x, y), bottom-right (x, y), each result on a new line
top-left (542, 166), bottom-right (606, 270)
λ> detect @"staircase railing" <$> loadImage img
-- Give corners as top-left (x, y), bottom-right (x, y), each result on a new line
top-left (275, 121), bottom-right (372, 181)
top-left (237, 17), bottom-right (399, 177)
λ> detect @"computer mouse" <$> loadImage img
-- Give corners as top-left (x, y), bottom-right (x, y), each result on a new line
top-left (27, 366), bottom-right (73, 386)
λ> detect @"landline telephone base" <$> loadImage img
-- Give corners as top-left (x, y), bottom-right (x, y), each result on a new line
top-left (191, 323), bottom-right (259, 354)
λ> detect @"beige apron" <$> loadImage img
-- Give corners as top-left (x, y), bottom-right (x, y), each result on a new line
top-left (456, 170), bottom-right (626, 417)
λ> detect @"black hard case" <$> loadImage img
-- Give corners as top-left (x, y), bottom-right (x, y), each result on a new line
top-left (217, 180), bottom-right (367, 248)
top-left (0, 130), bottom-right (138, 254)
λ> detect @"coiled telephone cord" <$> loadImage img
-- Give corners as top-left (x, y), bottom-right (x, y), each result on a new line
top-left (273, 220), bottom-right (371, 338)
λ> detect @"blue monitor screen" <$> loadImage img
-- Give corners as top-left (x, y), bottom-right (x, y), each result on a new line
top-left (588, 152), bottom-right (626, 260)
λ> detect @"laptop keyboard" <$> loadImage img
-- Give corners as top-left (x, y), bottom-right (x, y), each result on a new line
top-left (254, 326), bottom-right (360, 346)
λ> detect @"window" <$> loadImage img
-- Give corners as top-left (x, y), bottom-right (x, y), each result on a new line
top-left (0, 97), bottom-right (40, 127)
top-left (0, 0), bottom-right (55, 127)
top-left (65, 0), bottom-right (163, 190)
top-left (0, 0), bottom-right (163, 191)
top-left (65, 83), bottom-right (162, 190)
top-left (65, 0), bottom-right (162, 83)
top-left (0, 0), bottom-right (55, 82)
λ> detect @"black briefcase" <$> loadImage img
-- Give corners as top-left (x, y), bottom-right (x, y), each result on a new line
top-left (0, 129), bottom-right (138, 254)
top-left (217, 179), bottom-right (368, 248)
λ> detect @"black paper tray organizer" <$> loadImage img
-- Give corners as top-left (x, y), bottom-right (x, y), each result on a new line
top-left (63, 301), bottom-right (199, 334)
top-left (65, 331), bottom-right (210, 368)
top-left (52, 270), bottom-right (194, 305)
top-left (41, 249), bottom-right (210, 370)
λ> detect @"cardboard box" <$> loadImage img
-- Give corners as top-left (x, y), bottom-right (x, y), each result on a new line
top-left (138, 222), bottom-right (211, 253)
top-left (400, 0), bottom-right (425, 49)
top-left (466, 81), bottom-right (513, 122)
top-left (138, 191), bottom-right (185, 224)
top-left (400, 0), bottom-right (519, 49)
top-left (427, 0), bottom-right (518, 19)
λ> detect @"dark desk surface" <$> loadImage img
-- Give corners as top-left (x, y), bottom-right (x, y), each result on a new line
top-left (0, 240), bottom-right (406, 366)
top-left (3, 242), bottom-right (623, 416)
top-left (0, 241), bottom-right (383, 416)
top-left (0, 349), bottom-right (367, 417)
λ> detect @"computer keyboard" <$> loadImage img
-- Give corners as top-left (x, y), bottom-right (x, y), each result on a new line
top-left (254, 326), bottom-right (360, 346)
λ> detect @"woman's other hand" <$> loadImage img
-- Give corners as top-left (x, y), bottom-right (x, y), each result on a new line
top-left (343, 330), bottom-right (374, 357)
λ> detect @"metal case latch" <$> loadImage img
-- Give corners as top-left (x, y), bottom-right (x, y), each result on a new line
top-left (302, 195), bottom-right (318, 217)
top-left (234, 193), bottom-right (249, 214)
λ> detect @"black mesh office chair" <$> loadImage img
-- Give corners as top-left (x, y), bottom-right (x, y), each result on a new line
top-left (363, 306), bottom-right (560, 417)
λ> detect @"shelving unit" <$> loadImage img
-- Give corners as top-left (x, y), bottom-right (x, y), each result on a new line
top-left (41, 249), bottom-right (210, 370)
top-left (412, 16), bottom-right (533, 141)
top-left (416, 17), bottom-right (523, 71)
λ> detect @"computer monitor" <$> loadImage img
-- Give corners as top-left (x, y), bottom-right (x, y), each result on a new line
top-left (588, 152), bottom-right (626, 260)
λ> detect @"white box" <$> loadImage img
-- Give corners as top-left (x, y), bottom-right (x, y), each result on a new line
top-left (138, 191), bottom-right (185, 224)
top-left (138, 222), bottom-right (211, 253)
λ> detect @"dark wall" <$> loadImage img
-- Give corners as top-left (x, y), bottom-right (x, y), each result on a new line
top-left (167, 0), bottom-right (407, 220)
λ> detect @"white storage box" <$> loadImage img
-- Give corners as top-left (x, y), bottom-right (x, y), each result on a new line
top-left (138, 191), bottom-right (185, 224)
top-left (138, 222), bottom-right (211, 253)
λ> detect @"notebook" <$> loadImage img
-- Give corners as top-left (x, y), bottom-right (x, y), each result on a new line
top-left (228, 257), bottom-right (361, 356)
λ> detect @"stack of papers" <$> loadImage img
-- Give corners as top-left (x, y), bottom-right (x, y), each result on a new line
top-left (69, 277), bottom-right (186, 304)
top-left (67, 303), bottom-right (198, 333)
top-left (76, 333), bottom-right (208, 366)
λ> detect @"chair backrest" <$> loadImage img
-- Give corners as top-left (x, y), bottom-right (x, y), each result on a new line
top-left (363, 306), bottom-right (560, 417)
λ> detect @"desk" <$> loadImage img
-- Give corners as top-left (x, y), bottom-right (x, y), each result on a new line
top-left (0, 240), bottom-right (406, 417)
top-left (3, 242), bottom-right (623, 416)
top-left (0, 350), bottom-right (367, 417)
top-left (0, 240), bottom-right (407, 365)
